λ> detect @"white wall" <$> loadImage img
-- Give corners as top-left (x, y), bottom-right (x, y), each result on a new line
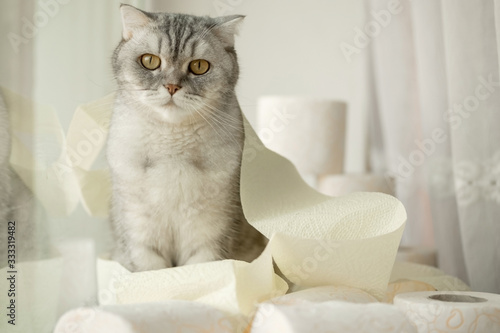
top-left (149, 0), bottom-right (367, 173)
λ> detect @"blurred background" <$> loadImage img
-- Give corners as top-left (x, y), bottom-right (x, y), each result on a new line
top-left (0, 0), bottom-right (498, 301)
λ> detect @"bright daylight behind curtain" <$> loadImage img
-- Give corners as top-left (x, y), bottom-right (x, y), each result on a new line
top-left (365, 0), bottom-right (500, 293)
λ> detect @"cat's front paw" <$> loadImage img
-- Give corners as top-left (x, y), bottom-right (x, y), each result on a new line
top-left (117, 247), bottom-right (171, 272)
top-left (131, 256), bottom-right (171, 272)
top-left (183, 250), bottom-right (220, 266)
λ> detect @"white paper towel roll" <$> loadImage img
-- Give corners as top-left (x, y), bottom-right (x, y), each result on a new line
top-left (394, 291), bottom-right (500, 333)
top-left (256, 96), bottom-right (346, 175)
top-left (319, 173), bottom-right (395, 197)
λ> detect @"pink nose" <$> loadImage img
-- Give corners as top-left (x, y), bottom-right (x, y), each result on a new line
top-left (166, 84), bottom-right (181, 96)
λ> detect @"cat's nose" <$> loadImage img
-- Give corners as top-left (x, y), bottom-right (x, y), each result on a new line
top-left (165, 84), bottom-right (181, 96)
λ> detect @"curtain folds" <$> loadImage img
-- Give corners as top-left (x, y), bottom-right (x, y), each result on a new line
top-left (366, 0), bottom-right (500, 292)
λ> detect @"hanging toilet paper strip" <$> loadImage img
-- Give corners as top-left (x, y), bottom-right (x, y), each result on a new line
top-left (64, 94), bottom-right (408, 304)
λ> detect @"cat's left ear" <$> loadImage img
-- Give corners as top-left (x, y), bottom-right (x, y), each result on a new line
top-left (120, 4), bottom-right (152, 40)
top-left (212, 15), bottom-right (245, 48)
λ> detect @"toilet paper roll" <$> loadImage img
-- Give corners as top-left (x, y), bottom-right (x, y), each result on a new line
top-left (394, 291), bottom-right (500, 333)
top-left (397, 246), bottom-right (437, 267)
top-left (390, 262), bottom-right (470, 293)
top-left (319, 173), bottom-right (395, 197)
top-left (53, 301), bottom-right (238, 333)
top-left (250, 301), bottom-right (416, 333)
top-left (256, 96), bottom-right (347, 175)
top-left (266, 285), bottom-right (378, 306)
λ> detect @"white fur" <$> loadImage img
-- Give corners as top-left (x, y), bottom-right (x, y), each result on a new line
top-left (109, 8), bottom-right (266, 272)
top-left (108, 92), bottom-right (259, 271)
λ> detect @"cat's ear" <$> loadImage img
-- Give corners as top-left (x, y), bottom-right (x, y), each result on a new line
top-left (120, 4), bottom-right (151, 40)
top-left (212, 15), bottom-right (245, 48)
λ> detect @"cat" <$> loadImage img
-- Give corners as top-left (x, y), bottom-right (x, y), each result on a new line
top-left (108, 5), bottom-right (267, 272)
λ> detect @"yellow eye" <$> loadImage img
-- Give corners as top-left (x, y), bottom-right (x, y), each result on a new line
top-left (189, 59), bottom-right (210, 75)
top-left (140, 54), bottom-right (161, 70)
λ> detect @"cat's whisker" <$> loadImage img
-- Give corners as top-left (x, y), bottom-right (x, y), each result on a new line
top-left (199, 105), bottom-right (244, 133)
top-left (188, 98), bottom-right (243, 139)
top-left (194, 100), bottom-right (245, 131)
top-left (186, 103), bottom-right (227, 144)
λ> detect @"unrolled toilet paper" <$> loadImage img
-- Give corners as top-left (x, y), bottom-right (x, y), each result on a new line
top-left (256, 96), bottom-right (346, 176)
top-left (394, 291), bottom-right (500, 333)
top-left (319, 173), bottom-right (395, 197)
top-left (64, 93), bottom-right (408, 306)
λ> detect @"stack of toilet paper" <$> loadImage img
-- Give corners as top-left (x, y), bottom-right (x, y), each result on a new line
top-left (1, 93), bottom-right (479, 333)
top-left (53, 289), bottom-right (500, 333)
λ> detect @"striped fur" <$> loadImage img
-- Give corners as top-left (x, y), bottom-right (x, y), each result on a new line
top-left (108, 5), bottom-right (266, 271)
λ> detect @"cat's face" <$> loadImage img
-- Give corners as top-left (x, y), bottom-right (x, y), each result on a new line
top-left (113, 6), bottom-right (243, 123)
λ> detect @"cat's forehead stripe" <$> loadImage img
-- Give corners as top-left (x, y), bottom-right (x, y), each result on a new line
top-left (190, 40), bottom-right (199, 58)
top-left (171, 17), bottom-right (187, 62)
top-left (153, 15), bottom-right (209, 62)
top-left (180, 29), bottom-right (196, 54)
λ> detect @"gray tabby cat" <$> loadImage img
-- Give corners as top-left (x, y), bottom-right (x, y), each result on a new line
top-left (108, 5), bottom-right (266, 272)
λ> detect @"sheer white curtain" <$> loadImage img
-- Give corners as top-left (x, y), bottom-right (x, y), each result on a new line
top-left (2, 0), bottom-right (149, 251)
top-left (0, 1), bottom-right (34, 96)
top-left (1, 1), bottom-right (145, 332)
top-left (365, 0), bottom-right (500, 293)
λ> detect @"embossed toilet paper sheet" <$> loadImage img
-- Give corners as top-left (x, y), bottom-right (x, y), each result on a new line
top-left (67, 94), bottom-right (408, 305)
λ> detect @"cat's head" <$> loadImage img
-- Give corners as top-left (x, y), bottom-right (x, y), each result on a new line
top-left (113, 5), bottom-right (243, 123)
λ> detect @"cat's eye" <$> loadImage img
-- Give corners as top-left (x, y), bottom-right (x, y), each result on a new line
top-left (189, 59), bottom-right (210, 75)
top-left (140, 54), bottom-right (161, 70)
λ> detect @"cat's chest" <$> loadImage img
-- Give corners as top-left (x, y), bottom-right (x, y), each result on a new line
top-left (141, 130), bottom-right (213, 175)
top-left (137, 131), bottom-right (225, 198)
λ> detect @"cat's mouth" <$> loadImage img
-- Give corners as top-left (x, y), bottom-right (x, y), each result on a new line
top-left (164, 99), bottom-right (177, 107)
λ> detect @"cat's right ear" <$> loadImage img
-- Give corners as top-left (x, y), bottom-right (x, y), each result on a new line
top-left (120, 4), bottom-right (151, 40)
